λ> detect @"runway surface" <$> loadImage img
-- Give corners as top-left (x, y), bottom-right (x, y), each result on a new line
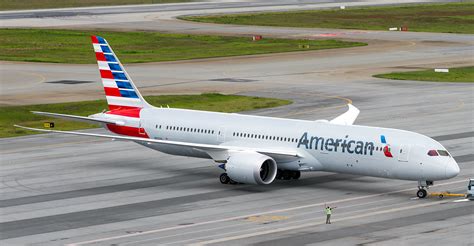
top-left (1, 0), bottom-right (473, 245)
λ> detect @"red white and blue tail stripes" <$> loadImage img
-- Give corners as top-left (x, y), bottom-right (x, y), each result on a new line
top-left (91, 36), bottom-right (147, 110)
top-left (91, 36), bottom-right (149, 138)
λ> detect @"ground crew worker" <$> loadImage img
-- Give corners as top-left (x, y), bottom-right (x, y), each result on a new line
top-left (325, 205), bottom-right (336, 224)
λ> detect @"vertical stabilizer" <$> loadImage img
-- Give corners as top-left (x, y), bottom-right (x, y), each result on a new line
top-left (91, 36), bottom-right (150, 110)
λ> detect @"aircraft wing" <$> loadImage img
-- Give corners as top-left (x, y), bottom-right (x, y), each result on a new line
top-left (32, 111), bottom-right (124, 125)
top-left (329, 104), bottom-right (360, 125)
top-left (14, 125), bottom-right (300, 159)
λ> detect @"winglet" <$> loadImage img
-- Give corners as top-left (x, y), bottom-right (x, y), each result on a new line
top-left (329, 104), bottom-right (360, 125)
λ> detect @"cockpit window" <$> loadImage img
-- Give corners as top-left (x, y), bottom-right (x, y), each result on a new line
top-left (437, 150), bottom-right (450, 157)
top-left (427, 150), bottom-right (438, 156)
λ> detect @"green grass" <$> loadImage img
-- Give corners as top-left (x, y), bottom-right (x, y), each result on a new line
top-left (0, 0), bottom-right (196, 11)
top-left (0, 29), bottom-right (366, 64)
top-left (374, 67), bottom-right (474, 82)
top-left (181, 2), bottom-right (474, 34)
top-left (1, 93), bottom-right (291, 138)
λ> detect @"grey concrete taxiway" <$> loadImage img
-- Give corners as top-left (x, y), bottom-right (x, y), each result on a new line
top-left (1, 0), bottom-right (474, 245)
top-left (1, 74), bottom-right (473, 245)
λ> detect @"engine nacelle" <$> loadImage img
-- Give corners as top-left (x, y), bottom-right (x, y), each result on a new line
top-left (226, 151), bottom-right (277, 185)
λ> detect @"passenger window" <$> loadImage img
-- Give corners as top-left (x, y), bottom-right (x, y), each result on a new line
top-left (427, 150), bottom-right (438, 156)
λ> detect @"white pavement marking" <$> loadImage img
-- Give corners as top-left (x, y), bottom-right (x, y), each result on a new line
top-left (453, 199), bottom-right (471, 203)
top-left (68, 179), bottom-right (466, 246)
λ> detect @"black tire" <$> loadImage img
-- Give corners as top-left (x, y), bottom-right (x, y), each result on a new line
top-left (417, 189), bottom-right (427, 198)
top-left (220, 173), bottom-right (230, 184)
top-left (282, 170), bottom-right (292, 180)
top-left (292, 171), bottom-right (301, 180)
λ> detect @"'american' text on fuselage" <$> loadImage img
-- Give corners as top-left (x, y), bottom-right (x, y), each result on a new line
top-left (297, 132), bottom-right (375, 155)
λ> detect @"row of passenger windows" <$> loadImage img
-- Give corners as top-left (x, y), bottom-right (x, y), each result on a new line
top-left (153, 125), bottom-right (389, 152)
top-left (232, 132), bottom-right (299, 143)
top-left (155, 124), bottom-right (215, 134)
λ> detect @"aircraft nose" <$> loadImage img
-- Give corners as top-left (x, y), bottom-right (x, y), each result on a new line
top-left (445, 160), bottom-right (460, 179)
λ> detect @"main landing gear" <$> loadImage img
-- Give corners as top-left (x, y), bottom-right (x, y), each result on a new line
top-left (417, 180), bottom-right (434, 198)
top-left (276, 169), bottom-right (301, 180)
top-left (219, 173), bottom-right (238, 185)
top-left (219, 170), bottom-right (301, 184)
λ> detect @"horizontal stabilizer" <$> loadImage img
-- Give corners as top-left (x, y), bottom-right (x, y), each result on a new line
top-left (329, 104), bottom-right (360, 125)
top-left (32, 111), bottom-right (123, 125)
top-left (14, 125), bottom-right (301, 160)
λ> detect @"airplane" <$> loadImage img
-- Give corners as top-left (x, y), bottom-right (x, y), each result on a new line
top-left (15, 36), bottom-right (460, 199)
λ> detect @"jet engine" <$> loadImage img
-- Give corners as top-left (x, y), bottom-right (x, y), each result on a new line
top-left (226, 151), bottom-right (277, 185)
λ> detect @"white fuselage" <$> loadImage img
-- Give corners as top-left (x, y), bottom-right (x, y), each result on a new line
top-left (105, 107), bottom-right (459, 182)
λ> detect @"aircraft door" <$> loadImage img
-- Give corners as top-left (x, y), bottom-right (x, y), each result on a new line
top-left (139, 119), bottom-right (146, 135)
top-left (398, 144), bottom-right (411, 162)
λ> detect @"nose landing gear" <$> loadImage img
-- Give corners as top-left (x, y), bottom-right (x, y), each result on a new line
top-left (417, 180), bottom-right (434, 198)
top-left (416, 189), bottom-right (427, 198)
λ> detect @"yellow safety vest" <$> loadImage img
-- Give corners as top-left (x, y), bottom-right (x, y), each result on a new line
top-left (325, 208), bottom-right (332, 215)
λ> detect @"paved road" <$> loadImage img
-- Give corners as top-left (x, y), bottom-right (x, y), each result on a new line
top-left (0, 0), bottom-right (473, 245)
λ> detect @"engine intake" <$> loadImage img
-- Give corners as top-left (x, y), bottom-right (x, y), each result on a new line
top-left (226, 151), bottom-right (277, 185)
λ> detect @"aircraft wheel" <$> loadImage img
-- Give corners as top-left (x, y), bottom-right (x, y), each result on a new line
top-left (292, 171), bottom-right (301, 180)
top-left (416, 189), bottom-right (427, 198)
top-left (220, 173), bottom-right (230, 184)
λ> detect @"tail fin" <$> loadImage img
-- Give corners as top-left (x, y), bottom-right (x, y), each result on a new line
top-left (91, 36), bottom-right (150, 110)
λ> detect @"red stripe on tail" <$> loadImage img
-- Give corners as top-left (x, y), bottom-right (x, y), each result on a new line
top-left (106, 107), bottom-right (141, 118)
top-left (91, 36), bottom-right (99, 44)
top-left (106, 124), bottom-right (149, 138)
top-left (100, 70), bottom-right (114, 79)
top-left (104, 87), bottom-right (121, 97)
top-left (95, 52), bottom-right (106, 61)
top-left (108, 105), bottom-right (141, 111)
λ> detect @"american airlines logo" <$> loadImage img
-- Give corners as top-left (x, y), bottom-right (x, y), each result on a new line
top-left (297, 132), bottom-right (375, 156)
top-left (381, 135), bottom-right (393, 158)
